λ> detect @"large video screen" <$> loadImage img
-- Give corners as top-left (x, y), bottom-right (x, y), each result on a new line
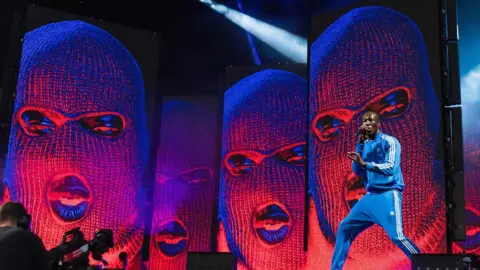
top-left (455, 0), bottom-right (480, 256)
top-left (308, 1), bottom-right (445, 269)
top-left (0, 5), bottom-right (159, 268)
top-left (147, 96), bottom-right (220, 269)
top-left (219, 66), bottom-right (308, 269)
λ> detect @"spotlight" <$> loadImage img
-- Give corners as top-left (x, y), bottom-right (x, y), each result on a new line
top-left (200, 0), bottom-right (307, 63)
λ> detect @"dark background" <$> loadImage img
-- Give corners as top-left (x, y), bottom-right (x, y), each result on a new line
top-left (225, 64), bottom-right (307, 88)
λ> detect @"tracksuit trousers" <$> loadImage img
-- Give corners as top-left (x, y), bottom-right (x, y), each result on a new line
top-left (331, 189), bottom-right (420, 270)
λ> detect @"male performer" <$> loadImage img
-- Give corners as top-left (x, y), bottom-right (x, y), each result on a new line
top-left (331, 111), bottom-right (421, 269)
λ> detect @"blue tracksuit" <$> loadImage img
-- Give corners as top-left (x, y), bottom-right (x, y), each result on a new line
top-left (331, 132), bottom-right (420, 269)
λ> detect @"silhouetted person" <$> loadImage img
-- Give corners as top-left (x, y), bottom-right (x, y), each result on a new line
top-left (0, 201), bottom-right (49, 270)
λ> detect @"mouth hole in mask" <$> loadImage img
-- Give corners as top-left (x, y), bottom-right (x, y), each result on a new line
top-left (46, 173), bottom-right (92, 224)
top-left (253, 202), bottom-right (292, 247)
top-left (154, 219), bottom-right (189, 257)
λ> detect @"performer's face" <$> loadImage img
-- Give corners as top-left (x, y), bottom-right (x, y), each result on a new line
top-left (3, 21), bottom-right (148, 254)
top-left (361, 112), bottom-right (380, 136)
top-left (149, 101), bottom-right (217, 270)
top-left (220, 70), bottom-right (307, 269)
top-left (309, 7), bottom-right (444, 264)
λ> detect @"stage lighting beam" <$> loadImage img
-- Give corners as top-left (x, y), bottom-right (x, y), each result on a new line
top-left (200, 0), bottom-right (307, 63)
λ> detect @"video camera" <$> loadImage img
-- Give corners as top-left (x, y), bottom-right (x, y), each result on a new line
top-left (48, 227), bottom-right (114, 270)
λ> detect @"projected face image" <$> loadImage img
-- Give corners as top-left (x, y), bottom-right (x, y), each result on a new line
top-left (149, 101), bottom-right (217, 270)
top-left (309, 6), bottom-right (444, 267)
top-left (219, 70), bottom-right (307, 269)
top-left (3, 21), bottom-right (148, 263)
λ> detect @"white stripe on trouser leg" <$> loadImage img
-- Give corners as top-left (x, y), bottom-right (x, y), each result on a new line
top-left (393, 191), bottom-right (417, 254)
top-left (393, 190), bottom-right (418, 254)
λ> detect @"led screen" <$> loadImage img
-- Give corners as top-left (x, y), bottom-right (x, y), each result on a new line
top-left (1, 5), bottom-right (159, 269)
top-left (308, 1), bottom-right (445, 269)
top-left (219, 66), bottom-right (308, 269)
top-left (147, 97), bottom-right (220, 269)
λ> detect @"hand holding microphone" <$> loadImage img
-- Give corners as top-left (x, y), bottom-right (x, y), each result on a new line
top-left (356, 124), bottom-right (368, 142)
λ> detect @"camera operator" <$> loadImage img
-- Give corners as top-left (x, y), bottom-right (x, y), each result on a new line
top-left (0, 201), bottom-right (49, 270)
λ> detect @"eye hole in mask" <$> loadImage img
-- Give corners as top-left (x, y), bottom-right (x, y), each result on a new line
top-left (314, 115), bottom-right (346, 142)
top-left (19, 109), bottom-right (59, 136)
top-left (275, 143), bottom-right (307, 165)
top-left (367, 87), bottom-right (411, 119)
top-left (312, 109), bottom-right (354, 143)
top-left (226, 153), bottom-right (257, 176)
top-left (79, 113), bottom-right (125, 137)
top-left (172, 167), bottom-right (213, 185)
